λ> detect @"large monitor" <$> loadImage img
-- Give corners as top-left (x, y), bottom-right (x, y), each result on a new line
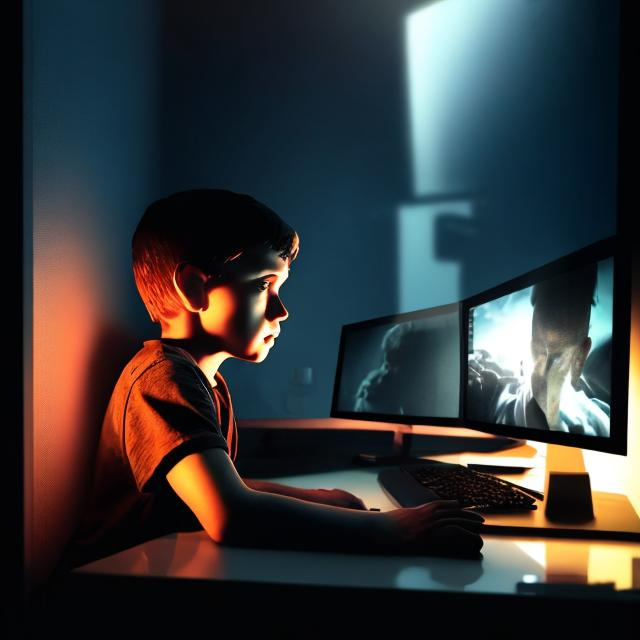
top-left (331, 236), bottom-right (633, 530)
top-left (463, 236), bottom-right (630, 456)
top-left (331, 237), bottom-right (630, 459)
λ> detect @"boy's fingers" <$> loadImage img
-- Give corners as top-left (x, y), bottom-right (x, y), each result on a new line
top-left (424, 501), bottom-right (485, 522)
top-left (429, 517), bottom-right (484, 532)
top-left (432, 509), bottom-right (485, 523)
top-left (428, 525), bottom-right (484, 555)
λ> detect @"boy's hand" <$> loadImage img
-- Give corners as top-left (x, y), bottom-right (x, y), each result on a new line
top-left (306, 488), bottom-right (367, 510)
top-left (386, 500), bottom-right (484, 557)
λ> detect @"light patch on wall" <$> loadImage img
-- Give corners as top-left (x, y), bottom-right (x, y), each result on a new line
top-left (30, 209), bottom-right (103, 585)
top-left (406, 0), bottom-right (503, 196)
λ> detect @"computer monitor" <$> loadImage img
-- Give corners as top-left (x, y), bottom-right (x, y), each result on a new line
top-left (462, 236), bottom-right (630, 457)
top-left (332, 237), bottom-right (633, 529)
top-left (331, 303), bottom-right (462, 425)
top-left (330, 302), bottom-right (521, 463)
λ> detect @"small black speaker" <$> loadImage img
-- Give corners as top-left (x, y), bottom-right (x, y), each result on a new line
top-left (545, 471), bottom-right (595, 523)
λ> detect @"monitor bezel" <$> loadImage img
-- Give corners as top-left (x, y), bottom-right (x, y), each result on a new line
top-left (461, 236), bottom-right (630, 455)
top-left (330, 302), bottom-right (464, 426)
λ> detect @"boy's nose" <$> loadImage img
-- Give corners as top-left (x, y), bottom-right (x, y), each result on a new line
top-left (277, 299), bottom-right (289, 321)
top-left (268, 295), bottom-right (289, 321)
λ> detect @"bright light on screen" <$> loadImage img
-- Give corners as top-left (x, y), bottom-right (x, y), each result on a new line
top-left (468, 258), bottom-right (614, 437)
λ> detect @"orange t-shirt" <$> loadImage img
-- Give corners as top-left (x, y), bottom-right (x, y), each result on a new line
top-left (62, 340), bottom-right (238, 569)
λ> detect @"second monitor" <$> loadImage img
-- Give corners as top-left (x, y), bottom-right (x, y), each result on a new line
top-left (331, 303), bottom-right (462, 425)
top-left (331, 303), bottom-right (519, 462)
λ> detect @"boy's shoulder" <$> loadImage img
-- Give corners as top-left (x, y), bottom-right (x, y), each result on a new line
top-left (120, 339), bottom-right (203, 388)
top-left (105, 340), bottom-right (220, 426)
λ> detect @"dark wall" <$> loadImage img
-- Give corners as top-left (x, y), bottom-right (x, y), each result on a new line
top-left (26, 0), bottom-right (160, 592)
top-left (25, 0), bottom-right (631, 594)
top-left (154, 0), bottom-right (419, 417)
top-left (152, 0), bottom-right (619, 418)
top-left (421, 0), bottom-right (619, 293)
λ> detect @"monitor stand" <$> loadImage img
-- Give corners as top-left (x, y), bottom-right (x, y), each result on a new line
top-left (353, 424), bottom-right (524, 466)
top-left (353, 424), bottom-right (423, 465)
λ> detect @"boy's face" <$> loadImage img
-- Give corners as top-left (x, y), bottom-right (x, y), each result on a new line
top-left (200, 246), bottom-right (290, 363)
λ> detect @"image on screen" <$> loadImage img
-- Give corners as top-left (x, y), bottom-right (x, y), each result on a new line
top-left (335, 309), bottom-right (460, 419)
top-left (467, 258), bottom-right (613, 437)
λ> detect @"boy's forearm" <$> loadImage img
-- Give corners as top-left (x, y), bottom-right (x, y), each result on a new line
top-left (223, 488), bottom-right (394, 555)
top-left (242, 478), bottom-right (322, 503)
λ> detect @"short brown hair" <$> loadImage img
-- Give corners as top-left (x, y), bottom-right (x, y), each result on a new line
top-left (132, 189), bottom-right (299, 322)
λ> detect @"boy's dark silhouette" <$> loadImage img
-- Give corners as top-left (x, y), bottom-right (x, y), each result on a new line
top-left (63, 189), bottom-right (484, 569)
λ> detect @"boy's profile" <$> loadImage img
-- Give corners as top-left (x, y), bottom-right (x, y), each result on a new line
top-left (64, 189), bottom-right (483, 569)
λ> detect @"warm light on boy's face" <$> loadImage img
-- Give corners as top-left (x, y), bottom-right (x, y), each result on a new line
top-left (201, 247), bottom-right (290, 362)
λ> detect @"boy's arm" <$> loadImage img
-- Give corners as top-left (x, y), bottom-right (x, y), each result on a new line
top-left (166, 447), bottom-right (484, 556)
top-left (242, 478), bottom-right (367, 510)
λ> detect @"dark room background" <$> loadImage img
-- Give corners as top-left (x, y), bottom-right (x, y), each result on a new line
top-left (24, 0), bottom-right (634, 593)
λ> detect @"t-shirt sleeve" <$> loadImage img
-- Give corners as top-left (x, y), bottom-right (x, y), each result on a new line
top-left (125, 358), bottom-right (229, 494)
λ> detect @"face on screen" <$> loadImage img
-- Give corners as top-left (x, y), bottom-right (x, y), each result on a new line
top-left (529, 311), bottom-right (592, 429)
top-left (467, 259), bottom-right (612, 438)
top-left (338, 312), bottom-right (460, 419)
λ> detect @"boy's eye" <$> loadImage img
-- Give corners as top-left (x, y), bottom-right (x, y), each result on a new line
top-left (257, 280), bottom-right (270, 292)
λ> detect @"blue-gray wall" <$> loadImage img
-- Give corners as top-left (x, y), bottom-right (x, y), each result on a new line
top-left (25, 0), bottom-right (160, 592)
top-left (25, 0), bottom-right (628, 591)
top-left (153, 1), bottom-right (415, 417)
top-left (152, 0), bottom-right (618, 418)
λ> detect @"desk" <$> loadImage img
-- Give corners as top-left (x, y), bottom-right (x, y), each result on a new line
top-left (72, 464), bottom-right (639, 590)
top-left (72, 468), bottom-right (639, 592)
top-left (30, 425), bottom-right (640, 633)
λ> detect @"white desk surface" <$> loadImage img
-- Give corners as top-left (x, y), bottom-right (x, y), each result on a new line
top-left (74, 444), bottom-right (640, 599)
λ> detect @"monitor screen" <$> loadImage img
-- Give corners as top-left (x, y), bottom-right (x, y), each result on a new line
top-left (463, 237), bottom-right (630, 454)
top-left (331, 303), bottom-right (461, 425)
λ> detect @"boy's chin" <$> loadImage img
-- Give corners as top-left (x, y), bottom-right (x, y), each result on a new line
top-left (238, 348), bottom-right (270, 363)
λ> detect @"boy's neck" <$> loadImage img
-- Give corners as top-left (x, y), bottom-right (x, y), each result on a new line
top-left (159, 336), bottom-right (228, 388)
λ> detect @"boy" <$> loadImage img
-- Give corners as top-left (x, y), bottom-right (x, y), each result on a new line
top-left (65, 189), bottom-right (483, 568)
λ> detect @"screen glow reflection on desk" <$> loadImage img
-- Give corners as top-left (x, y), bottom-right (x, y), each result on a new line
top-left (73, 452), bottom-right (640, 596)
top-left (75, 461), bottom-right (639, 597)
top-left (74, 530), bottom-right (639, 593)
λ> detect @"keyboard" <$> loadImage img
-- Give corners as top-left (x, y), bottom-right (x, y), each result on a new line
top-left (378, 460), bottom-right (538, 513)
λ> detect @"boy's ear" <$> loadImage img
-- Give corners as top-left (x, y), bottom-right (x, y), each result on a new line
top-left (173, 262), bottom-right (210, 313)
